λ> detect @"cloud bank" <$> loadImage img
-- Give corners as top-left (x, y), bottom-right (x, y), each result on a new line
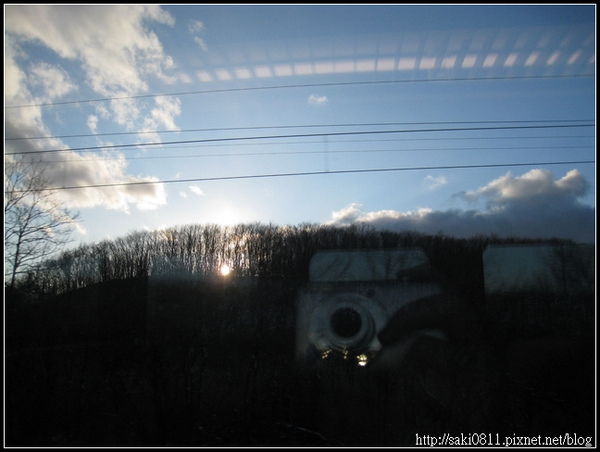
top-left (325, 169), bottom-right (595, 243)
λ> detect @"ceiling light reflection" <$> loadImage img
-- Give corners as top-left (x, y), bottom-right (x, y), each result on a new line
top-left (504, 53), bottom-right (518, 67)
top-left (525, 51), bottom-right (540, 66)
top-left (419, 57), bottom-right (436, 70)
top-left (397, 57), bottom-right (416, 70)
top-left (190, 25), bottom-right (593, 83)
top-left (546, 51), bottom-right (560, 65)
top-left (462, 55), bottom-right (477, 68)
top-left (568, 50), bottom-right (582, 64)
top-left (483, 53), bottom-right (498, 68)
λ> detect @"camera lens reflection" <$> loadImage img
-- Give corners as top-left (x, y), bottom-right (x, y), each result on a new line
top-left (330, 307), bottom-right (362, 338)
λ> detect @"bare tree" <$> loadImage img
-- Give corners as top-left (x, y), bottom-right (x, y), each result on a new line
top-left (4, 156), bottom-right (80, 291)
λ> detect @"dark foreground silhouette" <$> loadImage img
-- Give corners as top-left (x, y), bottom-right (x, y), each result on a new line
top-left (5, 240), bottom-right (595, 446)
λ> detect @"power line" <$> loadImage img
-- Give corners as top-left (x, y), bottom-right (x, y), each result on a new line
top-left (5, 74), bottom-right (595, 110)
top-left (5, 119), bottom-right (594, 141)
top-left (40, 145), bottom-right (594, 164)
top-left (126, 133), bottom-right (595, 152)
top-left (5, 123), bottom-right (595, 156)
top-left (10, 160), bottom-right (595, 193)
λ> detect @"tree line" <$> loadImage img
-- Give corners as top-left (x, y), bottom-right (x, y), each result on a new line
top-left (9, 219), bottom-right (573, 302)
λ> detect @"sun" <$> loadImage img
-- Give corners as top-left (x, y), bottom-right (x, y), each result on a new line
top-left (214, 206), bottom-right (241, 226)
top-left (220, 264), bottom-right (231, 276)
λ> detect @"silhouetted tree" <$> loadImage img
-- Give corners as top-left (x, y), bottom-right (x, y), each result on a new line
top-left (5, 156), bottom-right (80, 291)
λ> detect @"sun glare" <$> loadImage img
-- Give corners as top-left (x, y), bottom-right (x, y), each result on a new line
top-left (214, 206), bottom-right (240, 226)
top-left (220, 264), bottom-right (231, 276)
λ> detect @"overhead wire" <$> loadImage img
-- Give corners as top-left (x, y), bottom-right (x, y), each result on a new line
top-left (5, 118), bottom-right (594, 142)
top-left (5, 123), bottom-right (595, 156)
top-left (5, 73), bottom-right (595, 110)
top-left (5, 75), bottom-right (594, 195)
top-left (37, 145), bottom-right (594, 164)
top-left (9, 160), bottom-right (595, 194)
top-left (118, 133), bottom-right (594, 152)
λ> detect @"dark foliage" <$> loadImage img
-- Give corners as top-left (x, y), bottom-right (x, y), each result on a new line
top-left (4, 223), bottom-right (596, 446)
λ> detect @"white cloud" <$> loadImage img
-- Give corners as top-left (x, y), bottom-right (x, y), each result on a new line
top-left (87, 115), bottom-right (99, 134)
top-left (4, 5), bottom-right (175, 216)
top-left (466, 168), bottom-right (588, 203)
top-left (5, 37), bottom-right (54, 138)
top-left (423, 175), bottom-right (447, 190)
top-left (328, 203), bottom-right (364, 224)
top-left (325, 169), bottom-right (595, 243)
top-left (189, 185), bottom-right (205, 196)
top-left (134, 182), bottom-right (168, 211)
top-left (5, 135), bottom-right (168, 215)
top-left (28, 62), bottom-right (77, 102)
top-left (5, 5), bottom-right (178, 134)
top-left (49, 154), bottom-right (167, 213)
top-left (188, 20), bottom-right (205, 34)
top-left (6, 5), bottom-right (175, 95)
top-left (5, 77), bottom-right (166, 215)
top-left (4, 36), bottom-right (26, 104)
top-left (194, 36), bottom-right (209, 51)
top-left (308, 93), bottom-right (329, 105)
top-left (188, 19), bottom-right (208, 51)
top-left (139, 96), bottom-right (182, 144)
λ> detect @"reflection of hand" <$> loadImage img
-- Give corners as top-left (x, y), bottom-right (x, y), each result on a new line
top-left (368, 293), bottom-right (595, 438)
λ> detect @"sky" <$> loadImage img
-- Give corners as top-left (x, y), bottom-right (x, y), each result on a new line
top-left (4, 4), bottom-right (596, 247)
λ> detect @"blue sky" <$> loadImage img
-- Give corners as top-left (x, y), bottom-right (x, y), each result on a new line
top-left (5, 5), bottom-right (596, 246)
